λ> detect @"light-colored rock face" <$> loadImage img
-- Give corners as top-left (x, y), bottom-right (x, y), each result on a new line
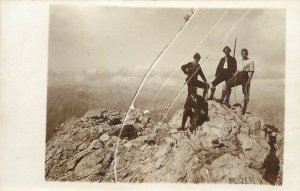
top-left (45, 101), bottom-right (283, 185)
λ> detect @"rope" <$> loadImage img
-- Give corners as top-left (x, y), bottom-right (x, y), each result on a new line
top-left (188, 10), bottom-right (210, 39)
top-left (158, 9), bottom-right (251, 124)
top-left (113, 9), bottom-right (199, 182)
top-left (147, 9), bottom-right (229, 110)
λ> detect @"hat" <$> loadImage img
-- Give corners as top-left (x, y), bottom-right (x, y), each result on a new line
top-left (193, 53), bottom-right (201, 59)
top-left (223, 46), bottom-right (231, 53)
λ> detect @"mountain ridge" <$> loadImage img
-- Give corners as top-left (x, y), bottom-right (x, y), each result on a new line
top-left (45, 100), bottom-right (283, 185)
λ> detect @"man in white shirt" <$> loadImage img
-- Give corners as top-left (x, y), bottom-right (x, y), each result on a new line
top-left (225, 48), bottom-right (254, 114)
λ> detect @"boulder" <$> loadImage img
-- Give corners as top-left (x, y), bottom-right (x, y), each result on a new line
top-left (209, 153), bottom-right (264, 184)
top-left (110, 124), bottom-right (137, 140)
top-left (108, 116), bottom-right (122, 125)
top-left (99, 133), bottom-right (110, 142)
top-left (74, 149), bottom-right (105, 177)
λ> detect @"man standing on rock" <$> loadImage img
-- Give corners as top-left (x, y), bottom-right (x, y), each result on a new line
top-left (208, 46), bottom-right (237, 108)
top-left (178, 87), bottom-right (209, 131)
top-left (223, 48), bottom-right (254, 115)
top-left (181, 53), bottom-right (210, 99)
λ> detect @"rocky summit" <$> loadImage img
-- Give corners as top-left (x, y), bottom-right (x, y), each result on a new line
top-left (45, 101), bottom-right (283, 185)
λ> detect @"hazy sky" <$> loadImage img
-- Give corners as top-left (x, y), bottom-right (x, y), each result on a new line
top-left (49, 6), bottom-right (285, 102)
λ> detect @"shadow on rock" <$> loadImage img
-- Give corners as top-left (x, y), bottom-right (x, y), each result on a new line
top-left (263, 134), bottom-right (280, 185)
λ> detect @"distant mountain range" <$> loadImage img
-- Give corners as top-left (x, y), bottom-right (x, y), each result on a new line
top-left (46, 84), bottom-right (284, 142)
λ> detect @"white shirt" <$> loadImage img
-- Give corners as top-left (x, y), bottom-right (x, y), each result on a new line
top-left (238, 58), bottom-right (254, 72)
top-left (192, 61), bottom-right (198, 69)
top-left (223, 57), bottom-right (228, 69)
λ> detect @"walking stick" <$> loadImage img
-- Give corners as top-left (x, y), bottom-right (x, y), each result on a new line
top-left (233, 37), bottom-right (237, 58)
top-left (233, 38), bottom-right (238, 104)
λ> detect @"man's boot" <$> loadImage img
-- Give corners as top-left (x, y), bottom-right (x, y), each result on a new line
top-left (224, 88), bottom-right (231, 108)
top-left (203, 101), bottom-right (209, 121)
top-left (203, 83), bottom-right (210, 99)
top-left (178, 110), bottom-right (188, 130)
top-left (189, 113), bottom-right (196, 132)
top-left (215, 90), bottom-right (226, 104)
top-left (242, 98), bottom-right (248, 115)
top-left (207, 87), bottom-right (215, 100)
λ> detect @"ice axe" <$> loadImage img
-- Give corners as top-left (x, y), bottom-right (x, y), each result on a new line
top-left (233, 37), bottom-right (237, 58)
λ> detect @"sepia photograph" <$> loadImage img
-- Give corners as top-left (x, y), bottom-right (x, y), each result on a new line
top-left (44, 5), bottom-right (285, 185)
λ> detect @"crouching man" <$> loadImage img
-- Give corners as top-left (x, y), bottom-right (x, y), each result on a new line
top-left (178, 87), bottom-right (209, 131)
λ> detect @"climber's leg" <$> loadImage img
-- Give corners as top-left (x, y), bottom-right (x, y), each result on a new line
top-left (208, 86), bottom-right (216, 100)
top-left (208, 75), bottom-right (224, 100)
top-left (224, 88), bottom-right (232, 108)
top-left (188, 80), bottom-right (208, 98)
top-left (242, 83), bottom-right (250, 115)
top-left (223, 72), bottom-right (244, 108)
top-left (203, 83), bottom-right (210, 99)
top-left (238, 72), bottom-right (250, 115)
top-left (215, 89), bottom-right (227, 104)
top-left (180, 109), bottom-right (192, 130)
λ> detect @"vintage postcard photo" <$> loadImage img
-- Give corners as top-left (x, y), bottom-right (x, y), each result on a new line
top-left (45, 5), bottom-right (285, 185)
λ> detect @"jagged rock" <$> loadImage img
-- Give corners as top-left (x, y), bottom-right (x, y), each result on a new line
top-left (169, 110), bottom-right (184, 127)
top-left (139, 144), bottom-right (148, 152)
top-left (81, 118), bottom-right (88, 122)
top-left (170, 128), bottom-right (178, 134)
top-left (99, 133), bottom-right (110, 142)
top-left (88, 139), bottom-right (103, 150)
top-left (209, 153), bottom-right (264, 184)
top-left (74, 149), bottom-right (105, 177)
top-left (165, 137), bottom-right (177, 146)
top-left (141, 116), bottom-right (151, 127)
top-left (131, 135), bottom-right (148, 147)
top-left (124, 142), bottom-right (133, 150)
top-left (77, 142), bottom-right (90, 151)
top-left (107, 115), bottom-right (122, 125)
top-left (46, 103), bottom-right (283, 185)
top-left (109, 124), bottom-right (138, 140)
top-left (95, 118), bottom-right (105, 125)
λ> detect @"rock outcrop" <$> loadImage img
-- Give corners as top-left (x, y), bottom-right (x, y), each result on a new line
top-left (45, 101), bottom-right (283, 185)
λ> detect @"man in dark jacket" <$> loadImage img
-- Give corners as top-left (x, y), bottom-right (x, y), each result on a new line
top-left (178, 86), bottom-right (209, 131)
top-left (181, 53), bottom-right (210, 98)
top-left (208, 46), bottom-right (237, 108)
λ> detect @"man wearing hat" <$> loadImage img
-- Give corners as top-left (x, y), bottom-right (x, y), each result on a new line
top-left (178, 86), bottom-right (209, 131)
top-left (181, 53), bottom-right (210, 98)
top-left (208, 46), bottom-right (237, 108)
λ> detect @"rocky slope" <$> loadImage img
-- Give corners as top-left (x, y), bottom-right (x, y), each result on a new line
top-left (45, 101), bottom-right (283, 185)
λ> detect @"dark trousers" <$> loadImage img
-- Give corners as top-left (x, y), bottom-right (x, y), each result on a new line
top-left (181, 104), bottom-right (208, 129)
top-left (187, 79), bottom-right (207, 89)
top-left (187, 79), bottom-right (208, 97)
top-left (227, 71), bottom-right (250, 98)
top-left (181, 109), bottom-right (193, 129)
top-left (211, 69), bottom-right (231, 87)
